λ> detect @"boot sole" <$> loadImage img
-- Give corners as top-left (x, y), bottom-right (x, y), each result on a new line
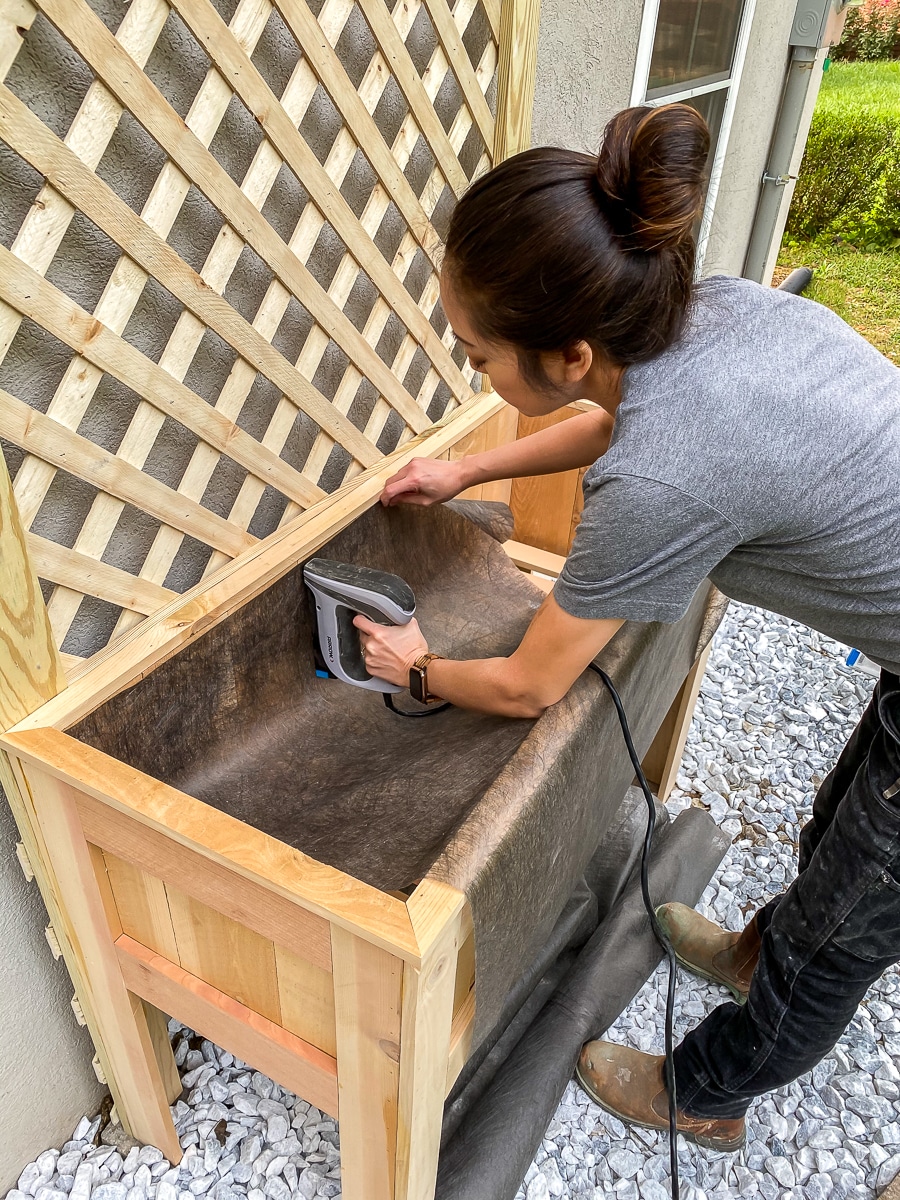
top-left (574, 1062), bottom-right (747, 1154)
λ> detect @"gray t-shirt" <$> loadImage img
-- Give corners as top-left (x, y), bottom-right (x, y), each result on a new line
top-left (553, 275), bottom-right (900, 675)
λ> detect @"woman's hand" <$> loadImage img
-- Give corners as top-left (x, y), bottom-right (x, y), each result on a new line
top-left (380, 457), bottom-right (469, 507)
top-left (353, 614), bottom-right (429, 687)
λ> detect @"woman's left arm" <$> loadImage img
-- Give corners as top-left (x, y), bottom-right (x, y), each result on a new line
top-left (354, 594), bottom-right (623, 718)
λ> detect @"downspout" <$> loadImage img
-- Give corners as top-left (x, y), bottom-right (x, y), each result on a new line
top-left (743, 0), bottom-right (851, 283)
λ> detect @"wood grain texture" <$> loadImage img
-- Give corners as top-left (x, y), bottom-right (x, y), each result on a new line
top-left (331, 927), bottom-right (403, 1200)
top-left (0, 383), bottom-right (255, 560)
top-left (274, 944), bottom-right (337, 1057)
top-left (494, 0), bottom-right (542, 162)
top-left (4, 727), bottom-right (421, 960)
top-left (79, 791), bottom-right (333, 973)
top-left (509, 408), bottom-right (586, 556)
top-left (19, 762), bottom-right (181, 1158)
top-left (449, 402), bottom-right (518, 504)
top-left (117, 933), bottom-right (339, 1117)
top-left (0, 451), bottom-right (66, 730)
top-left (641, 641), bottom-right (712, 801)
top-left (27, 535), bottom-right (175, 618)
top-left (353, 0), bottom-right (469, 195)
top-left (103, 850), bottom-right (180, 963)
top-left (395, 880), bottom-right (466, 1200)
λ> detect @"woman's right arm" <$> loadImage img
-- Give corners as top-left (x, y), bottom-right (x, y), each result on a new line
top-left (381, 406), bottom-right (614, 506)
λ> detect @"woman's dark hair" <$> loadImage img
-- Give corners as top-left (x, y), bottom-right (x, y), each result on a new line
top-left (444, 104), bottom-right (710, 382)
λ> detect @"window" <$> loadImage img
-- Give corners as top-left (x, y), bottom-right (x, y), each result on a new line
top-left (631, 0), bottom-right (756, 267)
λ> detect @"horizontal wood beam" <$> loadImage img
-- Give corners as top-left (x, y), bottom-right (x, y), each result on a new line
top-left (501, 539), bottom-right (566, 578)
top-left (7, 728), bottom-right (421, 960)
top-left (77, 789), bottom-right (333, 974)
top-left (116, 934), bottom-right (339, 1117)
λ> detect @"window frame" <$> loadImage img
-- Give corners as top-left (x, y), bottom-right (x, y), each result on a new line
top-left (630, 0), bottom-right (758, 271)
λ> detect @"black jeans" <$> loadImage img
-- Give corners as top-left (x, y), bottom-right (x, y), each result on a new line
top-left (673, 669), bottom-right (900, 1120)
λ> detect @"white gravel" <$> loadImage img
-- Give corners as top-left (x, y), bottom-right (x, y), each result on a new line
top-left (5, 602), bottom-right (897, 1200)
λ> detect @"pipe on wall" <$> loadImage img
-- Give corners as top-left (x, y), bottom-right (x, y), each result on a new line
top-left (743, 44), bottom-right (823, 283)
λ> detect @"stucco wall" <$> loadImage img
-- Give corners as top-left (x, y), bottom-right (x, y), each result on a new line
top-left (0, 804), bottom-right (104, 1191)
top-left (530, 0), bottom-right (642, 151)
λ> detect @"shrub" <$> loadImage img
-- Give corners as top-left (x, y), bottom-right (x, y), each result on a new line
top-left (786, 62), bottom-right (900, 248)
top-left (832, 0), bottom-right (900, 62)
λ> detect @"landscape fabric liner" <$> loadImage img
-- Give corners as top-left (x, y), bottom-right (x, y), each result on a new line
top-left (72, 500), bottom-right (728, 1052)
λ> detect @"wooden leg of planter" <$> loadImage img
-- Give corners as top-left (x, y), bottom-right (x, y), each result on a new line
top-left (395, 881), bottom-right (466, 1200)
top-left (18, 763), bottom-right (181, 1160)
top-left (331, 927), bottom-right (403, 1200)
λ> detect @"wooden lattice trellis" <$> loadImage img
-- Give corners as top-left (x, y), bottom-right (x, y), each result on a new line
top-left (0, 0), bottom-right (537, 668)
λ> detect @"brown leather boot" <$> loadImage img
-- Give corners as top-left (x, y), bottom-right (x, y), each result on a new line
top-left (655, 902), bottom-right (761, 1004)
top-left (575, 1042), bottom-right (746, 1152)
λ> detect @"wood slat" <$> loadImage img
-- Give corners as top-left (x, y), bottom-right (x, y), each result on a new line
top-left (8, 0), bottom-right (273, 549)
top-left (116, 933), bottom-right (339, 1117)
top-left (275, 0), bottom-right (468, 230)
top-left (331, 927), bottom-right (402, 1199)
top-left (480, 0), bottom-right (501, 40)
top-left (0, 85), bottom-right (373, 478)
top-left (169, 0), bottom-right (471, 405)
top-left (27, 535), bottom-right (176, 617)
top-left (494, 0), bottom-right (542, 161)
top-left (34, 0), bottom-right (430, 436)
top-left (0, 451), bottom-right (66, 730)
top-left (0, 0), bottom-right (169, 374)
top-left (0, 385), bottom-right (255, 559)
top-left (353, 0), bottom-right (469, 195)
top-left (77, 789), bottom-right (333, 973)
top-left (421, 0), bottom-right (495, 148)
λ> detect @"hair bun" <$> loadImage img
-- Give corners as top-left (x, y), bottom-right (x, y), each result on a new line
top-left (595, 104), bottom-right (710, 252)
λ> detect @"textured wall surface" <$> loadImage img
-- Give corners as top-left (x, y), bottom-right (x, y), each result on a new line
top-left (530, 0), bottom-right (641, 152)
top-left (0, 802), bottom-right (105, 1191)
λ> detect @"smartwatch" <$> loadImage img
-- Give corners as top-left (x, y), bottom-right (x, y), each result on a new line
top-left (409, 653), bottom-right (444, 704)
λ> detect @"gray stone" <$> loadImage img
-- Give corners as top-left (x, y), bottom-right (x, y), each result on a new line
top-left (606, 1149), bottom-right (642, 1180)
top-left (92, 1184), bottom-right (127, 1200)
top-left (764, 1156), bottom-right (795, 1188)
top-left (875, 1153), bottom-right (900, 1192)
top-left (808, 1127), bottom-right (844, 1150)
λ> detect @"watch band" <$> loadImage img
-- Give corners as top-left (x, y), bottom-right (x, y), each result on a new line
top-left (409, 652), bottom-right (444, 704)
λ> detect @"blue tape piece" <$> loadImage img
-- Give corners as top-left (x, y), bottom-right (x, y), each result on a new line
top-left (315, 669), bottom-right (331, 679)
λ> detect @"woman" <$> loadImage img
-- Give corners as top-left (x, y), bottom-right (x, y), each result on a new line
top-left (354, 104), bottom-right (900, 1151)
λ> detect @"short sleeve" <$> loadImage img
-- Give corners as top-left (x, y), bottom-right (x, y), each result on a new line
top-left (553, 472), bottom-right (742, 623)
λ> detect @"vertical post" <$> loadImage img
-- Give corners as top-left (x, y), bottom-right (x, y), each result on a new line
top-left (394, 880), bottom-right (466, 1200)
top-left (494, 0), bottom-right (542, 164)
top-left (12, 762), bottom-right (182, 1159)
top-left (0, 447), bottom-right (65, 728)
top-left (331, 927), bottom-right (404, 1200)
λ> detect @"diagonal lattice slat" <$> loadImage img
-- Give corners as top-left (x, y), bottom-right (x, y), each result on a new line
top-left (0, 0), bottom-right (501, 657)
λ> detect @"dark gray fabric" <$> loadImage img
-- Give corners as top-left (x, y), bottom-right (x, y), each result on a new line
top-left (555, 275), bottom-right (900, 675)
top-left (436, 809), bottom-right (732, 1200)
top-left (71, 503), bottom-right (726, 1045)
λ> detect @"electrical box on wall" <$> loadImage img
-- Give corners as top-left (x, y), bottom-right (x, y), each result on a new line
top-left (790, 0), bottom-right (852, 48)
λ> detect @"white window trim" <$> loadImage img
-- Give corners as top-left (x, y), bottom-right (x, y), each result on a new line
top-left (629, 0), bottom-right (758, 272)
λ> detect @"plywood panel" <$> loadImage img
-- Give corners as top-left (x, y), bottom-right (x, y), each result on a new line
top-left (274, 944), bottom-right (337, 1058)
top-left (166, 886), bottom-right (283, 1026)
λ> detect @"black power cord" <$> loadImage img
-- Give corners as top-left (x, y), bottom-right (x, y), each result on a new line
top-left (588, 663), bottom-right (680, 1200)
top-left (379, 659), bottom-right (680, 1195)
top-left (382, 692), bottom-right (452, 717)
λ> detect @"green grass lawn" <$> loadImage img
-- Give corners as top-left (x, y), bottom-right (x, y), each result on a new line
top-left (816, 59), bottom-right (900, 116)
top-left (776, 243), bottom-right (900, 366)
top-left (778, 59), bottom-right (900, 365)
